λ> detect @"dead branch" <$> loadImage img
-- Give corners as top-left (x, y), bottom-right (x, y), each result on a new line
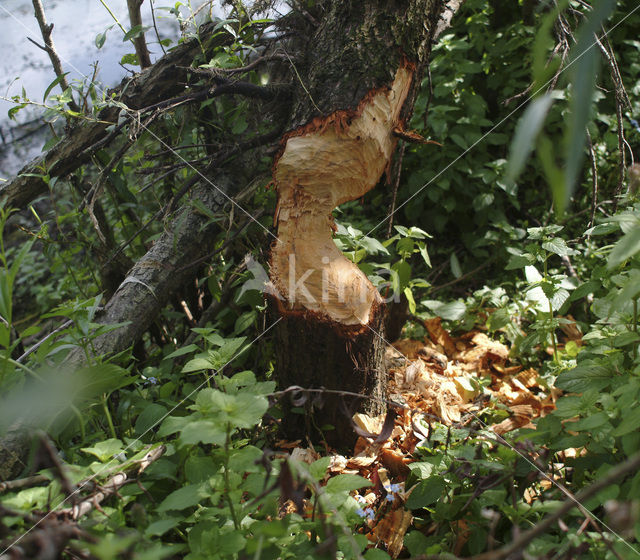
top-left (0, 474), bottom-right (48, 493)
top-left (59, 445), bottom-right (165, 520)
top-left (64, 169), bottom-right (262, 365)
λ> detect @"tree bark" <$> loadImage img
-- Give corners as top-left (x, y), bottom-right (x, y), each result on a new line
top-left (127, 0), bottom-right (152, 69)
top-left (0, 1), bottom-right (463, 472)
top-left (270, 0), bottom-right (446, 447)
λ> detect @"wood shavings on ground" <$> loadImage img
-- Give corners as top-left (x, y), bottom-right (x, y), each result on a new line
top-left (283, 320), bottom-right (559, 557)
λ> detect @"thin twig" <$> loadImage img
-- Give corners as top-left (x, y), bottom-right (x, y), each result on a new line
top-left (149, 0), bottom-right (166, 55)
top-left (17, 320), bottom-right (73, 363)
top-left (586, 129), bottom-right (599, 228)
top-left (198, 52), bottom-right (291, 76)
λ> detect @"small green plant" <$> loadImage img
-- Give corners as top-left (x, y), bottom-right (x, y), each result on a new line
top-left (504, 225), bottom-right (578, 362)
top-left (334, 222), bottom-right (432, 313)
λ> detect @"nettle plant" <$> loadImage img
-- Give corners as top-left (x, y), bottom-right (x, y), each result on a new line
top-left (334, 222), bottom-right (432, 314)
top-left (504, 225), bottom-right (579, 363)
top-left (525, 197), bottom-right (640, 512)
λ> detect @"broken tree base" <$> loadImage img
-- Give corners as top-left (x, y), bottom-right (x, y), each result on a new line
top-left (273, 303), bottom-right (387, 449)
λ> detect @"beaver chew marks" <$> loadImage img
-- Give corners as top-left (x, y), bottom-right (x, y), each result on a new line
top-left (271, 66), bottom-right (413, 326)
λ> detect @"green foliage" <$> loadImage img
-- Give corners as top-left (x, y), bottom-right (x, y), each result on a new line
top-left (3, 0), bottom-right (640, 557)
top-left (334, 222), bottom-right (431, 313)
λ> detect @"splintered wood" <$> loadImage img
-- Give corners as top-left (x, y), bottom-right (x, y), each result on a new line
top-left (270, 67), bottom-right (413, 325)
top-left (276, 320), bottom-right (566, 558)
top-left (389, 318), bottom-right (556, 433)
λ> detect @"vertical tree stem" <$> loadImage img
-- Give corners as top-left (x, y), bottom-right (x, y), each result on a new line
top-left (31, 0), bottom-right (81, 113)
top-left (127, 0), bottom-right (152, 69)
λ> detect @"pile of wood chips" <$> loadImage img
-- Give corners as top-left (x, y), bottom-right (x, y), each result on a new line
top-left (281, 317), bottom-right (574, 557)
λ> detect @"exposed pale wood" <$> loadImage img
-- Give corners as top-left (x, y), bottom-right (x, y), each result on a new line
top-left (269, 0), bottom-right (452, 447)
top-left (271, 67), bottom-right (413, 326)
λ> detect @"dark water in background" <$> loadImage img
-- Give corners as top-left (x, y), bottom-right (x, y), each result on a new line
top-left (0, 0), bottom-right (216, 180)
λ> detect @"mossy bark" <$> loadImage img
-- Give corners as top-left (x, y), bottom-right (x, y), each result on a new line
top-left (271, 0), bottom-right (445, 448)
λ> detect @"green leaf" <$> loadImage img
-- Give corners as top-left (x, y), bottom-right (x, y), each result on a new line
top-left (145, 517), bottom-right (180, 537)
top-left (75, 364), bottom-right (134, 399)
top-left (179, 419), bottom-right (226, 446)
top-left (404, 287), bottom-right (416, 314)
top-left (42, 74), bottom-right (67, 102)
top-left (487, 307), bottom-right (511, 332)
top-left (391, 260), bottom-right (412, 291)
top-left (359, 236), bottom-right (389, 256)
top-left (564, 0), bottom-right (615, 213)
top-left (228, 446), bottom-right (263, 473)
top-left (185, 456), bottom-right (216, 484)
top-left (506, 93), bottom-right (554, 184)
top-left (571, 412), bottom-right (609, 431)
top-left (120, 53), bottom-right (138, 65)
top-left (555, 361), bottom-right (613, 393)
top-left (123, 24), bottom-right (150, 42)
top-left (164, 344), bottom-right (200, 360)
top-left (80, 438), bottom-right (124, 462)
top-left (613, 407), bottom-right (640, 437)
top-left (157, 483), bottom-right (206, 512)
top-left (607, 224), bottom-right (640, 269)
top-left (219, 531), bottom-right (246, 555)
top-left (365, 550), bottom-right (390, 560)
top-left (134, 403), bottom-right (168, 435)
top-left (420, 300), bottom-right (467, 321)
top-left (542, 238), bottom-right (576, 257)
top-left (95, 31), bottom-right (107, 49)
top-left (182, 356), bottom-right (213, 373)
top-left (537, 135), bottom-right (566, 215)
top-left (157, 415), bottom-right (190, 438)
top-left (450, 253), bottom-right (462, 278)
top-left (418, 242), bottom-right (431, 267)
top-left (234, 310), bottom-right (256, 334)
top-left (505, 253), bottom-right (534, 270)
top-left (406, 476), bottom-right (445, 509)
top-left (569, 280), bottom-right (599, 301)
top-left (308, 456), bottom-right (331, 481)
top-left (194, 388), bottom-right (268, 428)
top-left (613, 331), bottom-right (640, 347)
top-left (325, 473), bottom-right (372, 494)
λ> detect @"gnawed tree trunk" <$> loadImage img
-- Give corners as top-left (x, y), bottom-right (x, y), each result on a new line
top-left (270, 0), bottom-right (446, 446)
top-left (0, 1), bottom-right (462, 476)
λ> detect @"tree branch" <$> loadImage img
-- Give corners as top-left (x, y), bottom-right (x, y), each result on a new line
top-left (0, 22), bottom-right (232, 211)
top-left (127, 0), bottom-right (152, 69)
top-left (466, 451), bottom-right (640, 560)
top-left (31, 0), bottom-right (81, 113)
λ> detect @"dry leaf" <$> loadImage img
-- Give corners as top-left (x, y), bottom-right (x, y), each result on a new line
top-left (290, 447), bottom-right (319, 464)
top-left (458, 332), bottom-right (509, 373)
top-left (369, 509), bottom-right (413, 558)
top-left (392, 339), bottom-right (426, 359)
top-left (380, 448), bottom-right (410, 477)
top-left (424, 317), bottom-right (457, 356)
top-left (491, 415), bottom-right (531, 435)
top-left (453, 376), bottom-right (479, 403)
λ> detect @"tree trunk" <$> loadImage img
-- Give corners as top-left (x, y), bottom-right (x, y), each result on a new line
top-left (270, 0), bottom-right (446, 447)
